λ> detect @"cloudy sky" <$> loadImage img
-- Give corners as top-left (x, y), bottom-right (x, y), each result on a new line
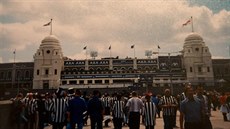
top-left (1, 0), bottom-right (230, 63)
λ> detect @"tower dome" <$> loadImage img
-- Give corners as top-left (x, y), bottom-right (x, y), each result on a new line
top-left (40, 35), bottom-right (60, 48)
top-left (185, 33), bottom-right (203, 42)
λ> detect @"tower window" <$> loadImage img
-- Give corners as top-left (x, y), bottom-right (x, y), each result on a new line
top-left (207, 67), bottom-right (210, 72)
top-left (205, 49), bottom-right (207, 52)
top-left (45, 69), bottom-right (49, 75)
top-left (195, 48), bottom-right (199, 52)
top-left (188, 49), bottom-right (190, 53)
top-left (190, 67), bottom-right (193, 72)
top-left (37, 70), bottom-right (39, 75)
top-left (198, 67), bottom-right (202, 72)
top-left (55, 69), bottom-right (57, 75)
top-left (46, 50), bottom-right (50, 54)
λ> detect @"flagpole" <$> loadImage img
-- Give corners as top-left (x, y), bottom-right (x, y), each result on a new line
top-left (50, 19), bottom-right (53, 35)
top-left (134, 46), bottom-right (136, 58)
top-left (191, 16), bottom-right (194, 32)
top-left (85, 49), bottom-right (87, 60)
top-left (157, 46), bottom-right (160, 69)
top-left (109, 46), bottom-right (111, 59)
top-left (13, 49), bottom-right (16, 64)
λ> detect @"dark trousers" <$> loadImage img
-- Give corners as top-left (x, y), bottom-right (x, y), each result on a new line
top-left (129, 112), bottom-right (140, 129)
top-left (90, 117), bottom-right (103, 129)
top-left (113, 118), bottom-right (123, 129)
top-left (52, 122), bottom-right (65, 129)
top-left (163, 115), bottom-right (174, 129)
top-left (184, 122), bottom-right (202, 129)
top-left (145, 125), bottom-right (155, 129)
top-left (172, 115), bottom-right (176, 127)
top-left (203, 115), bottom-right (213, 129)
top-left (105, 107), bottom-right (111, 115)
top-left (223, 113), bottom-right (228, 121)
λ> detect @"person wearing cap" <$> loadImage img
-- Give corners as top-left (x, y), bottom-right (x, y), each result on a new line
top-left (126, 91), bottom-right (144, 129)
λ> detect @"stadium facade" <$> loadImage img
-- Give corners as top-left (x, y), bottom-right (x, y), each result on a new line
top-left (0, 33), bottom-right (230, 92)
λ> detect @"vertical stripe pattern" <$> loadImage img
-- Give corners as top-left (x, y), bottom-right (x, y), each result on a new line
top-left (159, 96), bottom-right (178, 116)
top-left (143, 101), bottom-right (156, 126)
top-left (50, 98), bottom-right (67, 123)
top-left (112, 100), bottom-right (125, 118)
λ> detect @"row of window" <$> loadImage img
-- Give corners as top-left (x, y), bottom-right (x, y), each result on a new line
top-left (0, 70), bottom-right (31, 80)
top-left (36, 69), bottom-right (58, 75)
top-left (189, 66), bottom-right (210, 73)
top-left (187, 48), bottom-right (208, 53)
top-left (64, 66), bottom-right (158, 72)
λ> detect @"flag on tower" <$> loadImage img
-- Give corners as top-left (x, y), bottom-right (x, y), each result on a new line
top-left (43, 21), bottom-right (51, 26)
top-left (182, 17), bottom-right (192, 26)
top-left (109, 45), bottom-right (111, 50)
top-left (131, 45), bottom-right (135, 49)
top-left (83, 46), bottom-right (87, 50)
top-left (13, 49), bottom-right (16, 54)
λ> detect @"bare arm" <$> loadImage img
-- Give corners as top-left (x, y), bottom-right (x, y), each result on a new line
top-left (180, 111), bottom-right (184, 129)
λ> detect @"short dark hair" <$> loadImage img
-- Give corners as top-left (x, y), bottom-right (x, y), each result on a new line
top-left (131, 91), bottom-right (137, 97)
top-left (75, 89), bottom-right (81, 95)
top-left (93, 90), bottom-right (100, 96)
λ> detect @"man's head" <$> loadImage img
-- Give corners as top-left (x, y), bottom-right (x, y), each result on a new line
top-left (75, 89), bottom-right (81, 96)
top-left (131, 91), bottom-right (138, 97)
top-left (196, 85), bottom-right (204, 95)
top-left (164, 89), bottom-right (171, 96)
top-left (185, 86), bottom-right (194, 99)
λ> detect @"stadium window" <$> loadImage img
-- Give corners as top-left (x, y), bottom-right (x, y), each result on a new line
top-left (37, 69), bottom-right (39, 75)
top-left (190, 67), bottom-right (193, 72)
top-left (55, 69), bottom-right (57, 75)
top-left (45, 69), bottom-right (49, 75)
top-left (198, 67), bottom-right (202, 72)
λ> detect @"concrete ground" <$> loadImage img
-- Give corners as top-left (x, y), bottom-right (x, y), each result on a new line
top-left (45, 110), bottom-right (230, 129)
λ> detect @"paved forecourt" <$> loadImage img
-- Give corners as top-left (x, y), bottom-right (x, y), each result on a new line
top-left (45, 110), bottom-right (230, 129)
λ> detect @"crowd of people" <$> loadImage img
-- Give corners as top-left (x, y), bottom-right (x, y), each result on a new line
top-left (11, 85), bottom-right (230, 129)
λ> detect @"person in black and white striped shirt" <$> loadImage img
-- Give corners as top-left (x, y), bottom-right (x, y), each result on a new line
top-left (159, 89), bottom-right (178, 129)
top-left (143, 94), bottom-right (157, 129)
top-left (101, 93), bottom-right (112, 127)
top-left (25, 93), bottom-right (37, 129)
top-left (49, 88), bottom-right (68, 129)
top-left (112, 94), bottom-right (125, 129)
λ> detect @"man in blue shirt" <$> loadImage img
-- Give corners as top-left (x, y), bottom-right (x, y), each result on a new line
top-left (67, 89), bottom-right (87, 129)
top-left (180, 86), bottom-right (204, 129)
